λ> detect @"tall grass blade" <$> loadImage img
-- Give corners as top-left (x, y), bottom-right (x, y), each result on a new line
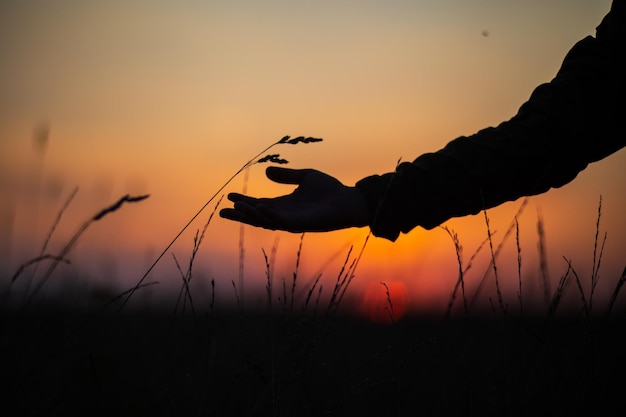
top-left (606, 265), bottom-right (626, 318)
top-left (26, 194), bottom-right (149, 306)
top-left (536, 208), bottom-right (551, 307)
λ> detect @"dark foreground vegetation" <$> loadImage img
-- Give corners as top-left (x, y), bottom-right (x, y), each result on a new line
top-left (3, 303), bottom-right (626, 417)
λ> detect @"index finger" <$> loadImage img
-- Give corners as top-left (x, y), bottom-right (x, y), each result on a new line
top-left (227, 192), bottom-right (259, 204)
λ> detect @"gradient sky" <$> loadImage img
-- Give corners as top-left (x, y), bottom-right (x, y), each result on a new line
top-left (1, 0), bottom-right (623, 318)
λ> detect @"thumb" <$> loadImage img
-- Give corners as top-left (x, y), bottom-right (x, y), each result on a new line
top-left (265, 166), bottom-right (313, 185)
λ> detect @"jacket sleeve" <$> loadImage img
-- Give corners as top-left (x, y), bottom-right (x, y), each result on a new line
top-left (356, 1), bottom-right (626, 241)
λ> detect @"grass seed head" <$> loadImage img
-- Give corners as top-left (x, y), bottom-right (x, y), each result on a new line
top-left (257, 154), bottom-right (289, 164)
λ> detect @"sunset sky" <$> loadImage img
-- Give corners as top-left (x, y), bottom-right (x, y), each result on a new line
top-left (1, 0), bottom-right (624, 318)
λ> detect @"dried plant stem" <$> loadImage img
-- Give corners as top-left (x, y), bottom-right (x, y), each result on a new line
top-left (590, 195), bottom-right (606, 310)
top-left (26, 194), bottom-right (149, 306)
top-left (2, 255), bottom-right (70, 310)
top-left (172, 253), bottom-right (197, 322)
top-left (483, 209), bottom-right (506, 316)
top-left (173, 196), bottom-right (222, 319)
top-left (334, 232), bottom-right (371, 312)
top-left (545, 261), bottom-right (573, 324)
top-left (442, 226), bottom-right (468, 319)
top-left (290, 233), bottom-right (305, 313)
top-left (515, 217), bottom-right (523, 317)
top-left (303, 274), bottom-right (322, 313)
top-left (380, 281), bottom-right (395, 324)
top-left (469, 198), bottom-right (528, 308)
top-left (238, 167), bottom-right (250, 308)
top-left (262, 247), bottom-right (277, 415)
top-left (606, 265), bottom-right (626, 318)
top-left (22, 187), bottom-right (79, 298)
top-left (536, 208), bottom-right (551, 306)
top-left (564, 256), bottom-right (590, 321)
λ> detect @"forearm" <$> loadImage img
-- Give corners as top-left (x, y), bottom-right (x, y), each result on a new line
top-left (357, 3), bottom-right (626, 241)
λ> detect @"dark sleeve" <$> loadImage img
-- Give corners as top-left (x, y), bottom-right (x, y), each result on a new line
top-left (356, 1), bottom-right (626, 241)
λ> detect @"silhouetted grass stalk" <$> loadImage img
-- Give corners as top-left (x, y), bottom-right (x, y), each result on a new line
top-left (469, 198), bottom-right (528, 309)
top-left (442, 226), bottom-right (468, 319)
top-left (330, 232), bottom-right (371, 314)
top-left (238, 167), bottom-right (250, 308)
top-left (606, 266), bottom-right (626, 317)
top-left (545, 261), bottom-right (573, 325)
top-left (380, 281), bottom-right (395, 324)
top-left (515, 217), bottom-right (523, 317)
top-left (2, 187), bottom-right (79, 309)
top-left (590, 195), bottom-right (606, 311)
top-left (303, 273), bottom-right (323, 313)
top-left (536, 208), bottom-right (551, 306)
top-left (290, 233), bottom-right (305, 313)
top-left (22, 186), bottom-right (79, 299)
top-left (483, 208), bottom-right (507, 316)
top-left (25, 193), bottom-right (149, 307)
top-left (262, 247), bottom-right (277, 416)
top-left (173, 196), bottom-right (223, 321)
top-left (564, 257), bottom-right (591, 322)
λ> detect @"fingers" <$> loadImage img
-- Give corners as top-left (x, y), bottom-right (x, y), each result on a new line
top-left (265, 166), bottom-right (312, 185)
top-left (219, 201), bottom-right (277, 230)
top-left (226, 192), bottom-right (268, 207)
top-left (221, 193), bottom-right (276, 226)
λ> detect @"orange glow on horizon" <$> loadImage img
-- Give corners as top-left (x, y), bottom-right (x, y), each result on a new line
top-left (361, 280), bottom-right (410, 324)
top-left (1, 1), bottom-right (624, 315)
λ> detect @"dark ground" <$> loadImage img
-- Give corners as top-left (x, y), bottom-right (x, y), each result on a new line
top-left (2, 304), bottom-right (626, 417)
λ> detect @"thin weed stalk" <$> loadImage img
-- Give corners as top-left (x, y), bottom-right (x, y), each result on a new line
top-left (445, 233), bottom-right (491, 318)
top-left (25, 193), bottom-right (149, 307)
top-left (2, 255), bottom-right (70, 311)
top-left (2, 187), bottom-right (78, 309)
top-left (306, 233), bottom-right (370, 357)
top-left (380, 281), bottom-right (395, 324)
top-left (204, 278), bottom-right (217, 383)
top-left (173, 196), bottom-right (223, 319)
top-left (442, 226), bottom-right (469, 319)
top-left (295, 238), bottom-right (353, 302)
top-left (545, 261), bottom-right (573, 325)
top-left (262, 247), bottom-right (277, 416)
top-left (564, 257), bottom-right (590, 323)
top-left (483, 208), bottom-right (506, 316)
top-left (327, 246), bottom-right (353, 313)
top-left (290, 233), bottom-right (305, 313)
top-left (515, 217), bottom-right (523, 317)
top-left (264, 235), bottom-right (280, 310)
top-left (303, 274), bottom-right (323, 313)
top-left (590, 195), bottom-right (606, 311)
top-left (22, 187), bottom-right (79, 299)
top-left (536, 208), bottom-right (551, 306)
top-left (335, 231), bottom-right (370, 309)
top-left (238, 167), bottom-right (250, 308)
top-left (606, 265), bottom-right (626, 318)
top-left (469, 198), bottom-right (528, 309)
top-left (172, 253), bottom-right (191, 315)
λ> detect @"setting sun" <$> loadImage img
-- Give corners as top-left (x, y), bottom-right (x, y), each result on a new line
top-left (361, 279), bottom-right (410, 324)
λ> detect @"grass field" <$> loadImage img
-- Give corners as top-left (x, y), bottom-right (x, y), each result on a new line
top-left (3, 304), bottom-right (626, 416)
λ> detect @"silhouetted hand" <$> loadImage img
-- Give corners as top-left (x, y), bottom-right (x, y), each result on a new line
top-left (219, 167), bottom-right (371, 233)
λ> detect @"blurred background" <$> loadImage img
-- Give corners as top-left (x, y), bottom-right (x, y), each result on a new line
top-left (1, 0), bottom-right (623, 318)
